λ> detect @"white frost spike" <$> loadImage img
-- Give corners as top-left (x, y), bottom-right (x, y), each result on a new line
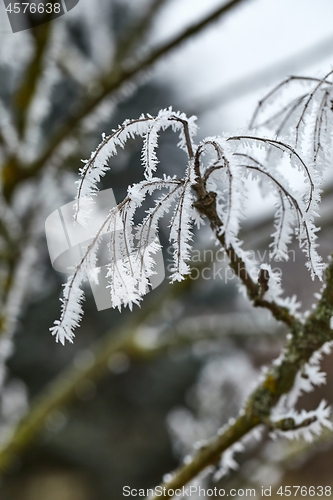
top-left (50, 266), bottom-right (86, 345)
top-left (214, 426), bottom-right (263, 480)
top-left (169, 171), bottom-right (195, 282)
top-left (50, 237), bottom-right (100, 345)
top-left (215, 441), bottom-right (244, 478)
top-left (274, 341), bottom-right (333, 413)
top-left (270, 401), bottom-right (332, 443)
top-left (141, 124), bottom-right (160, 180)
top-left (270, 200), bottom-right (296, 261)
top-left (259, 263), bottom-right (301, 317)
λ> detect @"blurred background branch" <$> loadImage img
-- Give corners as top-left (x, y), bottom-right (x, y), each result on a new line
top-left (0, 1), bottom-right (333, 499)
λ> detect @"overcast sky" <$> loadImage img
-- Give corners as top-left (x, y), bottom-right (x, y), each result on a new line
top-left (152, 0), bottom-right (333, 133)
